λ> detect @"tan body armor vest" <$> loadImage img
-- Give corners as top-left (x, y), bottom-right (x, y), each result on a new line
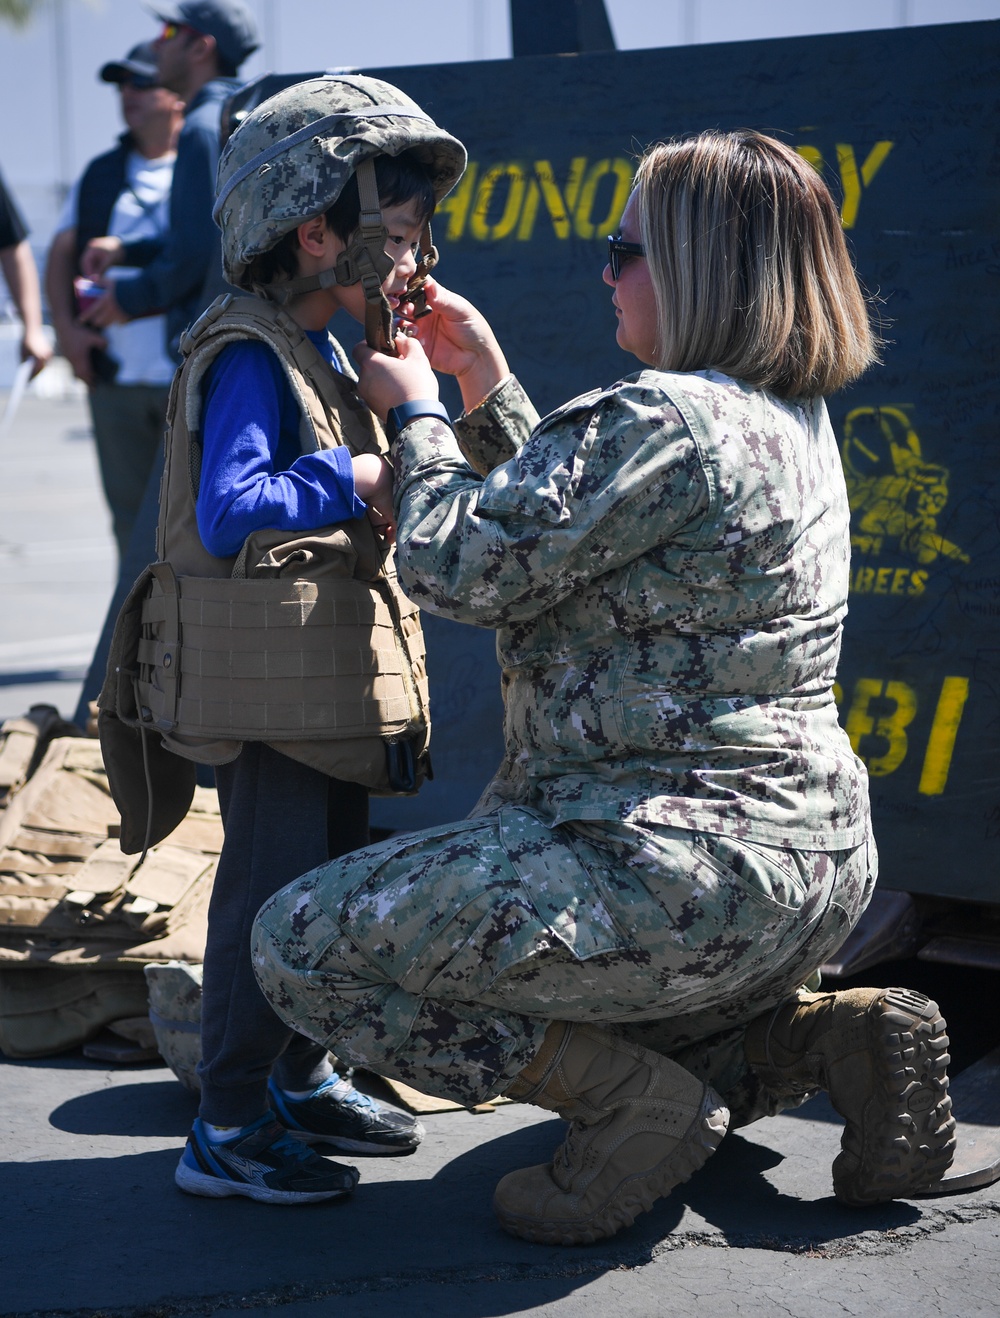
top-left (101, 294), bottom-right (430, 798)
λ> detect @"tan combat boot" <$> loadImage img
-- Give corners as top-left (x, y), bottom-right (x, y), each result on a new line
top-left (744, 986), bottom-right (956, 1205)
top-left (495, 1022), bottom-right (729, 1245)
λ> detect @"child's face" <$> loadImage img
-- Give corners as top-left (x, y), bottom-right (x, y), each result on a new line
top-left (332, 201), bottom-right (429, 324)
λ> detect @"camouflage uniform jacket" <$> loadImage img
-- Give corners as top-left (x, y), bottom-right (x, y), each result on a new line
top-left (394, 369), bottom-right (870, 850)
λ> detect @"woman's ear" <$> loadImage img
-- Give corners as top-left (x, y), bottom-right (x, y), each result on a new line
top-left (296, 215), bottom-right (333, 259)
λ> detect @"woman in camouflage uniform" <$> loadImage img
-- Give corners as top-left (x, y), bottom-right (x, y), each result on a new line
top-left (253, 130), bottom-right (956, 1243)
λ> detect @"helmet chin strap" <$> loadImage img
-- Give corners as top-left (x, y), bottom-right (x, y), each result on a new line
top-left (404, 223), bottom-right (439, 322)
top-left (253, 158), bottom-right (400, 354)
top-left (253, 158), bottom-right (443, 355)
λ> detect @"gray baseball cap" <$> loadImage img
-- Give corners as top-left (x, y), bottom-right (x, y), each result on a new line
top-left (100, 41), bottom-right (160, 88)
top-left (148, 0), bottom-right (259, 68)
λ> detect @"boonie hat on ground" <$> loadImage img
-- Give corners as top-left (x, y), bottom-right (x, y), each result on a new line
top-left (148, 0), bottom-right (259, 68)
top-left (100, 41), bottom-right (160, 88)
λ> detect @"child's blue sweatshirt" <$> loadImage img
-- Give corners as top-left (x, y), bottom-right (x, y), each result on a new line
top-left (196, 328), bottom-right (366, 558)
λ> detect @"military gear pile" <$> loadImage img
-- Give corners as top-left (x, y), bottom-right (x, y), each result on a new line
top-left (144, 960), bottom-right (203, 1091)
top-left (212, 73), bottom-right (466, 351)
top-left (0, 719), bottom-right (220, 1057)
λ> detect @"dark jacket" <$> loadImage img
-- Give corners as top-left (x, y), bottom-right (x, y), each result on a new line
top-left (74, 133), bottom-right (160, 263)
top-left (115, 78), bottom-right (239, 356)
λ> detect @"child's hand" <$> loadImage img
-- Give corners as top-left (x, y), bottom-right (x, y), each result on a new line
top-left (355, 332), bottom-right (438, 420)
top-left (352, 452), bottom-right (396, 544)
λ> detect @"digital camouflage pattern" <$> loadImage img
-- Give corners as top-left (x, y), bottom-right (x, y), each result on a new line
top-left (213, 74), bottom-right (467, 288)
top-left (252, 370), bottom-right (876, 1109)
top-left (253, 813), bottom-right (875, 1108)
top-left (396, 369), bottom-right (871, 851)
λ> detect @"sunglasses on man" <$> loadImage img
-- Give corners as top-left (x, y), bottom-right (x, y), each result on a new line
top-left (607, 234), bottom-right (645, 281)
top-left (158, 21), bottom-right (195, 41)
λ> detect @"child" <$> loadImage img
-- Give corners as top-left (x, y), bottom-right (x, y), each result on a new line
top-left (151, 75), bottom-right (467, 1204)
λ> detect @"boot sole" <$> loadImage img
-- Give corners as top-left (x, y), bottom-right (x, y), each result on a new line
top-left (494, 1087), bottom-right (729, 1246)
top-left (834, 987), bottom-right (956, 1206)
top-left (283, 1125), bottom-right (424, 1156)
top-left (175, 1157), bottom-right (354, 1204)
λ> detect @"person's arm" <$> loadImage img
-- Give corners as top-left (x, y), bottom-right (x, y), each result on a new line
top-left (79, 234), bottom-right (124, 280)
top-left (196, 342), bottom-right (369, 558)
top-left (0, 239), bottom-right (52, 377)
top-left (358, 336), bottom-right (709, 628)
top-left (44, 226), bottom-right (107, 386)
top-left (80, 233), bottom-right (164, 278)
top-left (118, 236), bottom-right (165, 268)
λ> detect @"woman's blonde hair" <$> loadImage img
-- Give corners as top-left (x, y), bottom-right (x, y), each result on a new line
top-left (633, 129), bottom-right (880, 398)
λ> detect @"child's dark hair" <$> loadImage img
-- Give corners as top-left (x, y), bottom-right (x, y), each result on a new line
top-left (248, 151), bottom-right (436, 288)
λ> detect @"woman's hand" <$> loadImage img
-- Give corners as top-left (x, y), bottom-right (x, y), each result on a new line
top-left (400, 278), bottom-right (509, 413)
top-left (355, 332), bottom-right (439, 420)
top-left (55, 319), bottom-right (108, 386)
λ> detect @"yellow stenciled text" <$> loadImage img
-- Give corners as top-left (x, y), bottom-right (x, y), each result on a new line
top-left (437, 142), bottom-right (893, 243)
top-left (835, 675), bottom-right (969, 795)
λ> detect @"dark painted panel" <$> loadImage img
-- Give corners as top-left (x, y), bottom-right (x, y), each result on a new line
top-left (358, 23), bottom-right (1000, 903)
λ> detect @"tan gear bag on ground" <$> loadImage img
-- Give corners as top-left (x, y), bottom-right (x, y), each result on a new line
top-left (0, 733), bottom-right (219, 1057)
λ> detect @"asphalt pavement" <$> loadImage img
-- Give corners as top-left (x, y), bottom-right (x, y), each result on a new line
top-left (0, 371), bottom-right (114, 724)
top-left (1, 386), bottom-right (998, 1318)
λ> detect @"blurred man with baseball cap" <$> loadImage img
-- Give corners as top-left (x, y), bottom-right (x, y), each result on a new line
top-left (46, 40), bottom-right (183, 558)
top-left (98, 39), bottom-right (163, 87)
top-left (81, 0), bottom-right (259, 357)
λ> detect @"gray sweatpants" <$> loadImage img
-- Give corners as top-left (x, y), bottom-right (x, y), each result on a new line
top-left (199, 742), bottom-right (369, 1127)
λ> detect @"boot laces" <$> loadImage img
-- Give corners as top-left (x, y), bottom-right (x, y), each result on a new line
top-left (552, 1121), bottom-right (585, 1189)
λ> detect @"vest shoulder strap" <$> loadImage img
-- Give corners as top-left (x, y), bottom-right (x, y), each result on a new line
top-left (176, 294), bottom-right (384, 459)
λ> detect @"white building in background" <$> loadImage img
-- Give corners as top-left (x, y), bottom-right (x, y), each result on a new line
top-left (0, 0), bottom-right (998, 296)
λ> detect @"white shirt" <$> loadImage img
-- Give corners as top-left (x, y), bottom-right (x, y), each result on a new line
top-left (59, 149), bottom-right (176, 385)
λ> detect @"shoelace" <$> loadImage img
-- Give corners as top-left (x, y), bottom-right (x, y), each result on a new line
top-left (553, 1122), bottom-right (586, 1182)
top-left (270, 1127), bottom-right (318, 1163)
top-left (315, 1073), bottom-right (379, 1111)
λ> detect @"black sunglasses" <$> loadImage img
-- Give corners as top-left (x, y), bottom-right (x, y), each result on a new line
top-left (607, 234), bottom-right (645, 281)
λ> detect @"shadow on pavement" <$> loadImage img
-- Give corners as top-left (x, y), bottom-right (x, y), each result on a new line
top-left (49, 1077), bottom-right (198, 1138)
top-left (6, 1075), bottom-right (935, 1316)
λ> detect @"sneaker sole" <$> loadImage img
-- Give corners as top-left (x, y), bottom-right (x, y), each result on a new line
top-left (834, 987), bottom-right (956, 1206)
top-left (494, 1087), bottom-right (730, 1246)
top-left (283, 1125), bottom-right (425, 1156)
top-left (175, 1157), bottom-right (354, 1204)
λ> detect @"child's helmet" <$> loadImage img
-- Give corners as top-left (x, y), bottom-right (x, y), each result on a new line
top-left (213, 74), bottom-right (466, 351)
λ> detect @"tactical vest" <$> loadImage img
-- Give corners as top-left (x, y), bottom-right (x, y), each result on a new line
top-left (100, 294), bottom-right (430, 800)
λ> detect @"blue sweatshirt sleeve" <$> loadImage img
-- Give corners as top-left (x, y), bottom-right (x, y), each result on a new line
top-left (196, 340), bottom-right (367, 558)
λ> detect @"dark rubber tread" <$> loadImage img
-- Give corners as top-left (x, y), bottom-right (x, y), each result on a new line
top-left (834, 987), bottom-right (956, 1206)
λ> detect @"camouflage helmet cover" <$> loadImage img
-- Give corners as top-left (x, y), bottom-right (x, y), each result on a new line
top-left (214, 74), bottom-right (467, 289)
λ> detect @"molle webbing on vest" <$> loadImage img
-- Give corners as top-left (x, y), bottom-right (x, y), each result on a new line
top-left (123, 294), bottom-right (429, 787)
top-left (135, 570), bottom-right (422, 742)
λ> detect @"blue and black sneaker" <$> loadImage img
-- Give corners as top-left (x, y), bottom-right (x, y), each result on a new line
top-left (175, 1114), bottom-right (359, 1204)
top-left (268, 1073), bottom-right (425, 1156)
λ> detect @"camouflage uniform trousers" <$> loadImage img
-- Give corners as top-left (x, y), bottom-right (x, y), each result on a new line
top-left (252, 808), bottom-right (876, 1112)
